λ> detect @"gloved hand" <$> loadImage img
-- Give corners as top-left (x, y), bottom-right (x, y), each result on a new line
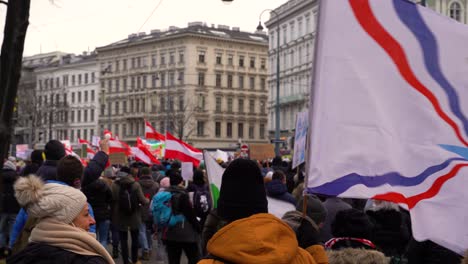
top-left (296, 218), bottom-right (321, 249)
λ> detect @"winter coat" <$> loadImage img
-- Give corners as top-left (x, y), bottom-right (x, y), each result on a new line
top-left (265, 179), bottom-right (296, 206)
top-left (20, 162), bottom-right (41, 176)
top-left (163, 186), bottom-right (200, 243)
top-left (138, 175), bottom-right (159, 222)
top-left (0, 167), bottom-right (20, 214)
top-left (111, 176), bottom-right (149, 230)
top-left (406, 238), bottom-right (462, 264)
top-left (319, 197), bottom-right (352, 243)
top-left (36, 160), bottom-right (59, 181)
top-left (366, 209), bottom-right (410, 256)
top-left (82, 179), bottom-right (113, 222)
top-left (199, 213), bottom-right (320, 264)
top-left (7, 243), bottom-right (107, 264)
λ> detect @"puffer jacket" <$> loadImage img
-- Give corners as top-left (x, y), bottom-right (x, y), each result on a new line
top-left (111, 176), bottom-right (149, 230)
top-left (82, 179), bottom-right (113, 222)
top-left (265, 179), bottom-right (296, 205)
top-left (199, 213), bottom-right (320, 264)
top-left (138, 175), bottom-right (159, 222)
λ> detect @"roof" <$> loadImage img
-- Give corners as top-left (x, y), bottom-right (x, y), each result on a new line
top-left (97, 23), bottom-right (268, 50)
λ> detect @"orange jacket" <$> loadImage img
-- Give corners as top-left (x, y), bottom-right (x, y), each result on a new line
top-left (198, 213), bottom-right (319, 264)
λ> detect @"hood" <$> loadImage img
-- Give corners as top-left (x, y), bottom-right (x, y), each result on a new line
top-left (118, 175), bottom-right (135, 185)
top-left (327, 248), bottom-right (388, 264)
top-left (281, 210), bottom-right (318, 233)
top-left (207, 213), bottom-right (305, 263)
top-left (265, 179), bottom-right (288, 196)
top-left (139, 176), bottom-right (156, 188)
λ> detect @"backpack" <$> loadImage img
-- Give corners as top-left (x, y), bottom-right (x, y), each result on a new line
top-left (193, 185), bottom-right (212, 217)
top-left (11, 216), bottom-right (39, 255)
top-left (118, 182), bottom-right (140, 215)
top-left (152, 191), bottom-right (185, 228)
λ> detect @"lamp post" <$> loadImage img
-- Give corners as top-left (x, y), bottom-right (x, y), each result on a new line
top-left (257, 9), bottom-right (281, 157)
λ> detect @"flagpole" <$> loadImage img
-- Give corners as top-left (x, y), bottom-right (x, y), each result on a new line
top-left (303, 0), bottom-right (325, 212)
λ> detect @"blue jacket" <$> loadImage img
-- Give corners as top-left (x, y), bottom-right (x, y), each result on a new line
top-left (265, 179), bottom-right (296, 206)
top-left (9, 151), bottom-right (109, 247)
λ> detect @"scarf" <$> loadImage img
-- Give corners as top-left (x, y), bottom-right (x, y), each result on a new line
top-left (30, 218), bottom-right (114, 264)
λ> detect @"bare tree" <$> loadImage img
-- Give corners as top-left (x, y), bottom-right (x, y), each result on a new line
top-left (0, 0), bottom-right (31, 161)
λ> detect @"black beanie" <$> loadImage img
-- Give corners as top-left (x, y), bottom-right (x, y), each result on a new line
top-left (44, 140), bottom-right (66, 161)
top-left (170, 173), bottom-right (183, 186)
top-left (332, 208), bottom-right (373, 239)
top-left (217, 158), bottom-right (268, 222)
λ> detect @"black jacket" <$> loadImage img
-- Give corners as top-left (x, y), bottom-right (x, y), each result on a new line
top-left (36, 160), bottom-right (59, 181)
top-left (82, 179), bottom-right (112, 222)
top-left (7, 243), bottom-right (107, 264)
top-left (265, 179), bottom-right (296, 206)
top-left (81, 151), bottom-right (109, 188)
top-left (0, 167), bottom-right (20, 214)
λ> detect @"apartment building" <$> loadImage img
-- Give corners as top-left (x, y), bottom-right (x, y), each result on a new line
top-left (96, 22), bottom-right (269, 148)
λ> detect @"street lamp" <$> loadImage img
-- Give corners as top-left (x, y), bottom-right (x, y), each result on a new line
top-left (257, 9), bottom-right (281, 157)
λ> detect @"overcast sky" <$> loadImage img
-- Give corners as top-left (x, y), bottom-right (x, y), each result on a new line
top-left (0, 0), bottom-right (289, 56)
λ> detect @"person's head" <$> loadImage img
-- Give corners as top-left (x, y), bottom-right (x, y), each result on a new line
top-left (272, 170), bottom-right (286, 184)
top-left (14, 175), bottom-right (95, 231)
top-left (217, 158), bottom-right (268, 222)
top-left (3, 160), bottom-right (16, 171)
top-left (117, 166), bottom-right (131, 178)
top-left (140, 166), bottom-right (151, 177)
top-left (103, 167), bottom-right (115, 179)
top-left (160, 177), bottom-right (170, 188)
top-left (296, 194), bottom-right (327, 227)
top-left (30, 149), bottom-right (44, 165)
top-left (169, 173), bottom-right (184, 186)
top-left (192, 169), bottom-right (205, 185)
top-left (272, 156), bottom-right (282, 166)
top-left (44, 140), bottom-right (66, 161)
top-left (332, 208), bottom-right (373, 239)
top-left (57, 156), bottom-right (84, 189)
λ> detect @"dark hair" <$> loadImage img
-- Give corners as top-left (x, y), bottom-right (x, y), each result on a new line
top-left (170, 172), bottom-right (183, 186)
top-left (272, 170), bottom-right (286, 181)
top-left (30, 150), bottom-right (44, 165)
top-left (332, 208), bottom-right (373, 239)
top-left (193, 169), bottom-right (205, 185)
top-left (57, 155), bottom-right (83, 188)
top-left (140, 166), bottom-right (151, 176)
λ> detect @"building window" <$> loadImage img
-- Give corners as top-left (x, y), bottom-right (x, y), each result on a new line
top-left (239, 56), bottom-right (244, 67)
top-left (108, 79), bottom-right (112, 93)
top-left (152, 55), bottom-right (157, 67)
top-left (84, 73), bottom-right (89, 84)
top-left (160, 73), bottom-right (166, 87)
top-left (198, 51), bottom-right (205, 63)
top-left (260, 100), bottom-right (266, 113)
top-left (137, 76), bottom-right (141, 89)
top-left (249, 57), bottom-right (255, 68)
top-left (72, 92), bottom-right (75, 103)
top-left (160, 55), bottom-right (166, 65)
top-left (216, 54), bottom-right (222, 65)
top-left (91, 72), bottom-right (96, 83)
top-left (227, 75), bottom-right (233, 88)
top-left (249, 124), bottom-right (255, 139)
top-left (215, 122), bottom-right (221, 138)
top-left (261, 78), bottom-right (266, 90)
top-left (100, 105), bottom-right (104, 116)
top-left (91, 109), bottom-right (94, 122)
top-left (115, 101), bottom-right (119, 115)
top-left (178, 71), bottom-right (184, 84)
top-left (137, 57), bottom-right (141, 68)
top-left (179, 96), bottom-right (184, 111)
top-left (84, 109), bottom-right (88, 122)
top-left (260, 124), bottom-right (265, 139)
top-left (78, 74), bottom-right (82, 85)
top-left (123, 59), bottom-right (127, 70)
top-left (238, 76), bottom-right (244, 89)
top-left (215, 74), bottom-right (222, 87)
top-left (169, 72), bottom-right (175, 86)
top-left (143, 75), bottom-right (147, 88)
top-left (84, 91), bottom-right (88, 102)
top-left (160, 97), bottom-right (165, 112)
top-left (238, 99), bottom-right (244, 113)
top-left (78, 92), bottom-right (82, 103)
top-left (261, 58), bottom-right (266, 69)
top-left (238, 123), bottom-right (244, 138)
top-left (169, 52), bottom-right (175, 64)
top-left (198, 72), bottom-right (205, 86)
top-left (449, 2), bottom-right (462, 21)
top-left (227, 98), bottom-right (233, 113)
top-left (72, 75), bottom-right (75, 86)
top-left (216, 97), bottom-right (222, 112)
top-left (179, 52), bottom-right (185, 63)
top-left (249, 77), bottom-right (255, 89)
top-left (123, 101), bottom-right (127, 113)
top-left (197, 121), bottom-right (205, 136)
top-left (228, 55), bottom-right (233, 66)
top-left (71, 110), bottom-right (75, 122)
top-left (227, 122), bottom-right (232, 138)
top-left (123, 78), bottom-right (128, 91)
top-left (77, 110), bottom-right (81, 122)
top-left (249, 99), bottom-right (255, 113)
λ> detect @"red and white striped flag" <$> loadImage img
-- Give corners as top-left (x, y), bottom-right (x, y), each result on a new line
top-left (131, 137), bottom-right (161, 165)
top-left (165, 132), bottom-right (202, 167)
top-left (103, 129), bottom-right (113, 139)
top-left (78, 138), bottom-right (96, 159)
top-left (145, 120), bottom-right (165, 141)
top-left (109, 138), bottom-right (131, 156)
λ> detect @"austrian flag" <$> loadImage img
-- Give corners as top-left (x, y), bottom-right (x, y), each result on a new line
top-left (145, 120), bottom-right (165, 141)
top-left (165, 132), bottom-right (202, 167)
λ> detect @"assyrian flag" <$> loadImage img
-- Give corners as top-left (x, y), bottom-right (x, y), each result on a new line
top-left (165, 132), bottom-right (202, 167)
top-left (204, 150), bottom-right (295, 218)
top-left (109, 138), bottom-right (131, 156)
top-left (307, 0), bottom-right (468, 254)
top-left (78, 138), bottom-right (96, 159)
top-left (145, 120), bottom-right (165, 141)
top-left (132, 137), bottom-right (161, 165)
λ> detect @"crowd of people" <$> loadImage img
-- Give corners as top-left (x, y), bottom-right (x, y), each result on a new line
top-left (0, 139), bottom-right (467, 264)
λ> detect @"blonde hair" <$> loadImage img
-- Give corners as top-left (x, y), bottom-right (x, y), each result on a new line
top-left (327, 248), bottom-right (389, 264)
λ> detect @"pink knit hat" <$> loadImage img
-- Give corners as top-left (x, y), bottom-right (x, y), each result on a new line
top-left (160, 177), bottom-right (170, 188)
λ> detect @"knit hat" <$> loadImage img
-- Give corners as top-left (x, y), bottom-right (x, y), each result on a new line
top-left (332, 208), bottom-right (373, 239)
top-left (44, 140), bottom-right (66, 161)
top-left (217, 158), bottom-right (268, 222)
top-left (30, 150), bottom-right (44, 164)
top-left (160, 177), bottom-right (170, 188)
top-left (3, 160), bottom-right (16, 171)
top-left (297, 194), bottom-right (328, 225)
top-left (117, 166), bottom-right (131, 177)
top-left (14, 175), bottom-right (87, 224)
